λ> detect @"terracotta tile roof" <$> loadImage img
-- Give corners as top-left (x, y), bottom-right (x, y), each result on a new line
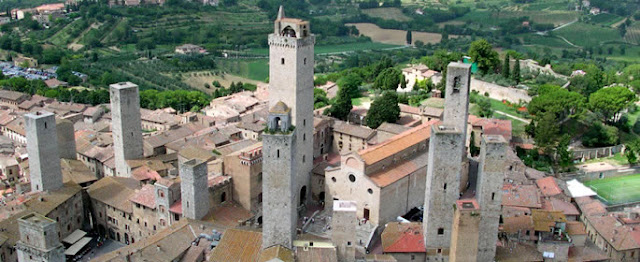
top-left (87, 177), bottom-right (140, 213)
top-left (536, 177), bottom-right (563, 197)
top-left (179, 146), bottom-right (216, 163)
top-left (202, 202), bottom-right (253, 228)
top-left (209, 229), bottom-right (262, 262)
top-left (381, 222), bottom-right (425, 253)
top-left (545, 198), bottom-right (580, 216)
top-left (5, 117), bottom-right (25, 136)
top-left (502, 184), bottom-right (542, 209)
top-left (398, 104), bottom-right (420, 115)
top-left (574, 197), bottom-right (608, 217)
top-left (420, 106), bottom-right (443, 118)
top-left (368, 153), bottom-right (426, 188)
top-left (61, 159), bottom-right (98, 185)
top-left (502, 206), bottom-right (532, 218)
top-left (208, 175), bottom-right (231, 188)
top-left (333, 120), bottom-right (376, 140)
top-left (0, 90), bottom-right (28, 102)
top-left (531, 210), bottom-right (567, 232)
top-left (359, 120), bottom-right (437, 165)
top-left (131, 166), bottom-right (163, 182)
top-left (169, 199), bottom-right (182, 214)
top-left (258, 245), bottom-right (295, 262)
top-left (295, 245), bottom-right (338, 262)
top-left (587, 215), bottom-right (640, 251)
top-left (129, 184), bottom-right (156, 209)
top-left (566, 221), bottom-right (586, 235)
top-left (502, 215), bottom-right (534, 234)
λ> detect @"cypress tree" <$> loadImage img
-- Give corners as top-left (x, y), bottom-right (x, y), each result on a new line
top-left (502, 54), bottom-right (510, 79)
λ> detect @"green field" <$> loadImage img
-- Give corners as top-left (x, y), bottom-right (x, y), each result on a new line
top-left (554, 22), bottom-right (621, 47)
top-left (584, 174), bottom-right (640, 205)
top-left (590, 13), bottom-right (624, 26)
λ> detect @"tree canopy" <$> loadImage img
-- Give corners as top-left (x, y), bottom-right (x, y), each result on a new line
top-left (528, 84), bottom-right (585, 121)
top-left (589, 86), bottom-right (637, 123)
top-left (468, 39), bottom-right (499, 75)
top-left (373, 68), bottom-right (405, 90)
top-left (365, 91), bottom-right (400, 128)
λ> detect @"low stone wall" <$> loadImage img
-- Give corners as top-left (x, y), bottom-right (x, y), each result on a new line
top-left (470, 79), bottom-right (531, 103)
top-left (572, 145), bottom-right (625, 161)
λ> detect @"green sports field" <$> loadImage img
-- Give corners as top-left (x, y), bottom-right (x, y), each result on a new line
top-left (583, 174), bottom-right (640, 205)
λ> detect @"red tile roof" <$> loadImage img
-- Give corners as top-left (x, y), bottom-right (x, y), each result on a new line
top-left (381, 222), bottom-right (426, 253)
top-left (368, 153), bottom-right (426, 187)
top-left (502, 184), bottom-right (542, 208)
top-left (536, 177), bottom-right (562, 197)
top-left (131, 166), bottom-right (162, 182)
top-left (129, 184), bottom-right (156, 209)
top-left (359, 120), bottom-right (437, 165)
top-left (169, 200), bottom-right (182, 214)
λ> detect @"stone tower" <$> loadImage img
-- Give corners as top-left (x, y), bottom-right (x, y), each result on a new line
top-left (450, 199), bottom-right (481, 262)
top-left (443, 62), bottom-right (471, 140)
top-left (56, 118), bottom-right (76, 160)
top-left (262, 101), bottom-right (298, 249)
top-left (110, 82), bottom-right (143, 177)
top-left (180, 159), bottom-right (210, 220)
top-left (25, 111), bottom-right (63, 192)
top-left (332, 200), bottom-right (357, 262)
top-left (15, 213), bottom-right (65, 262)
top-left (156, 178), bottom-right (180, 227)
top-left (476, 135), bottom-right (508, 261)
top-left (268, 6), bottom-right (314, 207)
top-left (423, 125), bottom-right (465, 261)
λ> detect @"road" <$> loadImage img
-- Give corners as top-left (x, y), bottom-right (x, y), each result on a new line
top-left (495, 110), bottom-right (531, 124)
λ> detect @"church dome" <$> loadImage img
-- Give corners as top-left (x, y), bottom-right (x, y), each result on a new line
top-left (270, 101), bottom-right (290, 114)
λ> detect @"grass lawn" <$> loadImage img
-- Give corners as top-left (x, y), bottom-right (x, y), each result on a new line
top-left (583, 173), bottom-right (640, 205)
top-left (352, 97), bottom-right (371, 106)
top-left (245, 42), bottom-right (399, 56)
top-left (584, 153), bottom-right (629, 166)
top-left (247, 60), bottom-right (269, 81)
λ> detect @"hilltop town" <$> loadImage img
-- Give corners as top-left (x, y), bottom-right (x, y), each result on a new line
top-left (0, 0), bottom-right (640, 261)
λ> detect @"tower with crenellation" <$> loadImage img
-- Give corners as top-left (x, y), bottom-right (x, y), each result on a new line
top-left (268, 6), bottom-right (314, 207)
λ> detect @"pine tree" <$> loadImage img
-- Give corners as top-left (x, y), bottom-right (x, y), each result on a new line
top-left (502, 54), bottom-right (510, 79)
top-left (512, 58), bottom-right (521, 84)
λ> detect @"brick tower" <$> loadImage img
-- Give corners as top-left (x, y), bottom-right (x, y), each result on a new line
top-left (268, 6), bottom-right (314, 207)
top-left (25, 111), bottom-right (62, 192)
top-left (110, 82), bottom-right (143, 177)
top-left (262, 101), bottom-right (298, 249)
top-left (476, 135), bottom-right (508, 261)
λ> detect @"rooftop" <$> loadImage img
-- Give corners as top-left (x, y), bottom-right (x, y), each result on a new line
top-left (359, 120), bottom-right (437, 165)
top-left (381, 222), bottom-right (425, 253)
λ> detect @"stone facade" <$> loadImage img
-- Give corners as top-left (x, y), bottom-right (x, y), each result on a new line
top-left (56, 118), bottom-right (76, 160)
top-left (476, 135), bottom-right (508, 261)
top-left (442, 62), bottom-right (471, 142)
top-left (224, 143), bottom-right (263, 212)
top-left (15, 213), bottom-right (65, 262)
top-left (262, 104), bottom-right (298, 249)
top-left (450, 200), bottom-right (481, 262)
top-left (423, 125), bottom-right (464, 260)
top-left (268, 8), bottom-right (314, 207)
top-left (332, 200), bottom-right (357, 262)
top-left (110, 82), bottom-right (143, 177)
top-left (180, 159), bottom-right (210, 220)
top-left (25, 111), bottom-right (63, 192)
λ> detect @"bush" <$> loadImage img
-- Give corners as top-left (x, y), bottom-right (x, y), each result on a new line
top-left (633, 120), bottom-right (640, 134)
top-left (582, 122), bottom-right (619, 147)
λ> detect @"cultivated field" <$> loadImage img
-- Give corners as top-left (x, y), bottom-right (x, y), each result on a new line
top-left (347, 23), bottom-right (451, 45)
top-left (362, 7), bottom-right (412, 22)
top-left (554, 22), bottom-right (621, 47)
top-left (584, 174), bottom-right (640, 205)
top-left (180, 72), bottom-right (263, 93)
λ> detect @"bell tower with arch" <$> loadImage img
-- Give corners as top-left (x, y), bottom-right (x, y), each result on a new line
top-left (268, 6), bottom-right (315, 209)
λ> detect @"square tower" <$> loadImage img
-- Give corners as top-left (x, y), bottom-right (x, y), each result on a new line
top-left (443, 62), bottom-right (471, 149)
top-left (476, 135), bottom-right (508, 261)
top-left (110, 82), bottom-right (143, 177)
top-left (15, 213), bottom-right (65, 262)
top-left (180, 159), bottom-right (210, 220)
top-left (423, 125), bottom-right (464, 260)
top-left (450, 199), bottom-right (481, 262)
top-left (56, 118), bottom-right (76, 160)
top-left (332, 200), bottom-right (357, 262)
top-left (262, 102), bottom-right (298, 249)
top-left (268, 6), bottom-right (315, 207)
top-left (25, 111), bottom-right (63, 192)
top-left (155, 178), bottom-right (180, 226)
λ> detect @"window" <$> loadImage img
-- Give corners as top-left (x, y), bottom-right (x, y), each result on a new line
top-left (348, 174), bottom-right (356, 182)
top-left (302, 155), bottom-right (306, 163)
top-left (491, 192), bottom-right (495, 201)
top-left (453, 76), bottom-right (461, 92)
top-left (304, 58), bottom-right (307, 65)
top-left (159, 190), bottom-right (164, 198)
top-left (44, 122), bottom-right (47, 129)
top-left (437, 228), bottom-right (444, 235)
top-left (331, 177), bottom-right (336, 183)
top-left (443, 183), bottom-right (447, 190)
top-left (368, 188), bottom-right (373, 194)
top-left (277, 150), bottom-right (280, 158)
top-left (437, 248), bottom-right (442, 254)
top-left (221, 192), bottom-right (227, 203)
top-left (347, 241), bottom-right (351, 246)
top-left (281, 58), bottom-right (285, 65)
top-left (303, 133), bottom-right (306, 141)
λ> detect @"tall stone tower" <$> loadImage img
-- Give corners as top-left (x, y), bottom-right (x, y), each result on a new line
top-left (56, 118), bottom-right (76, 160)
top-left (15, 213), bottom-right (65, 262)
top-left (262, 101), bottom-right (298, 249)
top-left (443, 62), bottom-right (471, 140)
top-left (268, 6), bottom-right (314, 206)
top-left (332, 200), bottom-right (357, 262)
top-left (25, 111), bottom-right (63, 192)
top-left (110, 82), bottom-right (143, 177)
top-left (476, 135), bottom-right (508, 261)
top-left (180, 159), bottom-right (210, 220)
top-left (423, 124), bottom-right (464, 261)
top-left (450, 199), bottom-right (481, 262)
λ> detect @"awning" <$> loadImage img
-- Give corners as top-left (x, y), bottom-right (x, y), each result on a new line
top-left (566, 179), bottom-right (598, 198)
top-left (62, 229), bottom-right (87, 245)
top-left (64, 237), bottom-right (92, 256)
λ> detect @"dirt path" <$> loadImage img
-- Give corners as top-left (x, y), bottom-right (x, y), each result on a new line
top-left (67, 22), bottom-right (100, 51)
top-left (495, 110), bottom-right (531, 124)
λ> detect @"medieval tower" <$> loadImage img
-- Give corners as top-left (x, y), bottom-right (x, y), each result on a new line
top-left (110, 82), bottom-right (143, 178)
top-left (443, 62), bottom-right (471, 141)
top-left (476, 135), bottom-right (508, 261)
top-left (262, 101), bottom-right (298, 249)
top-left (25, 111), bottom-right (63, 192)
top-left (56, 118), bottom-right (76, 160)
top-left (449, 199), bottom-right (481, 262)
top-left (180, 159), bottom-right (210, 220)
top-left (332, 200), bottom-right (357, 262)
top-left (268, 6), bottom-right (314, 207)
top-left (423, 124), bottom-right (464, 261)
top-left (15, 213), bottom-right (65, 262)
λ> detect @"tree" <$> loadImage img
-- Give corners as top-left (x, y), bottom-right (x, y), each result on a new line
top-left (328, 86), bottom-right (353, 121)
top-left (534, 112), bottom-right (560, 155)
top-left (528, 85), bottom-right (585, 121)
top-left (502, 54), bottom-right (510, 79)
top-left (365, 91), bottom-right (400, 128)
top-left (626, 145), bottom-right (638, 164)
top-left (406, 30), bottom-right (412, 45)
top-left (512, 58), bottom-right (521, 84)
top-left (468, 39), bottom-right (500, 75)
top-left (373, 68), bottom-right (405, 90)
top-left (314, 88), bottom-right (329, 109)
top-left (556, 135), bottom-right (573, 169)
top-left (582, 122), bottom-right (619, 147)
top-left (589, 86), bottom-right (637, 123)
top-left (337, 73), bottom-right (362, 98)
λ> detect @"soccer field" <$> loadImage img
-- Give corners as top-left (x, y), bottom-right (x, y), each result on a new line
top-left (583, 174), bottom-right (640, 205)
